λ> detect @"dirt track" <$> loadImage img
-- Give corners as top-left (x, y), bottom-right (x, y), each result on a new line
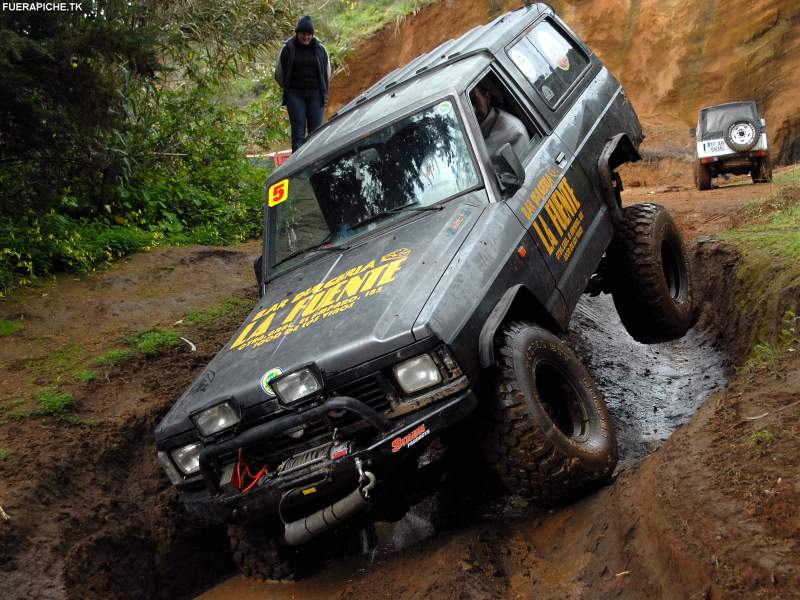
top-left (2, 163), bottom-right (797, 600)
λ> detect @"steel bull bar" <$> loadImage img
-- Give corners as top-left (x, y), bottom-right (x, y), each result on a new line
top-left (198, 396), bottom-right (391, 495)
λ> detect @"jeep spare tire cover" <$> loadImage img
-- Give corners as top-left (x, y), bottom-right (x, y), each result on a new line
top-left (724, 118), bottom-right (759, 152)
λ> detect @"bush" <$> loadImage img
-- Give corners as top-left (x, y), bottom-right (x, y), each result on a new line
top-left (92, 349), bottom-right (133, 367)
top-left (37, 390), bottom-right (75, 416)
top-left (0, 319), bottom-right (24, 336)
top-left (124, 329), bottom-right (183, 356)
top-left (0, 214), bottom-right (156, 292)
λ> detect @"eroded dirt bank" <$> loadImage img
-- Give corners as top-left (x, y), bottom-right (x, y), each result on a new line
top-left (328, 0), bottom-right (800, 163)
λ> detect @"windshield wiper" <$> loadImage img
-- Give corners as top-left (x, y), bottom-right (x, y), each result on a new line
top-left (349, 203), bottom-right (444, 230)
top-left (273, 236), bottom-right (351, 268)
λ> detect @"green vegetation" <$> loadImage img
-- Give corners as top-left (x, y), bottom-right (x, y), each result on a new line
top-left (124, 329), bottom-right (183, 356)
top-left (771, 164), bottom-right (800, 186)
top-left (183, 297), bottom-right (255, 325)
top-left (723, 185), bottom-right (800, 262)
top-left (92, 349), bottom-right (134, 367)
top-left (737, 309), bottom-right (799, 381)
top-left (722, 174), bottom-right (800, 368)
top-left (60, 415), bottom-right (99, 428)
top-left (0, 1), bottom-right (300, 294)
top-left (0, 448), bottom-right (11, 462)
top-left (0, 0), bottom-right (438, 295)
top-left (36, 390), bottom-right (75, 416)
top-left (324, 0), bottom-right (436, 58)
top-left (25, 345), bottom-right (89, 379)
top-left (0, 318), bottom-right (24, 336)
top-left (743, 429), bottom-right (777, 456)
top-left (74, 370), bottom-right (100, 384)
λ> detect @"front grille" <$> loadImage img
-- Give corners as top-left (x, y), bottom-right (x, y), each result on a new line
top-left (224, 373), bottom-right (393, 467)
top-left (333, 374), bottom-right (393, 413)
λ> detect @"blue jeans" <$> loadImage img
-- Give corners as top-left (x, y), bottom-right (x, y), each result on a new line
top-left (286, 89), bottom-right (324, 152)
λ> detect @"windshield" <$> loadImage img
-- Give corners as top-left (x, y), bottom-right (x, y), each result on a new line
top-left (266, 99), bottom-right (481, 272)
top-left (699, 103), bottom-right (758, 139)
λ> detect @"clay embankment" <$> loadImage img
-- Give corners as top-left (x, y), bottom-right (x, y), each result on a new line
top-left (328, 0), bottom-right (800, 163)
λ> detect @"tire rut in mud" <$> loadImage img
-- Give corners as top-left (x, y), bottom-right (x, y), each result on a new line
top-left (568, 292), bottom-right (731, 460)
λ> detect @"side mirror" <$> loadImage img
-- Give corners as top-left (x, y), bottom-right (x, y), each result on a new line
top-left (689, 127), bottom-right (696, 138)
top-left (493, 143), bottom-right (525, 198)
top-left (761, 117), bottom-right (767, 127)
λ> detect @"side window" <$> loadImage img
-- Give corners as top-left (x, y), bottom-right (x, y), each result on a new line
top-left (468, 72), bottom-right (544, 162)
top-left (508, 19), bottom-right (589, 109)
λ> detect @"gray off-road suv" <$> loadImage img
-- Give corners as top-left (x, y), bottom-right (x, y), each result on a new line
top-left (692, 100), bottom-right (772, 190)
top-left (155, 4), bottom-right (694, 580)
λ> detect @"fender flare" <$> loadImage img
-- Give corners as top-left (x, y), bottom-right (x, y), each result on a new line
top-left (479, 285), bottom-right (558, 368)
top-left (598, 133), bottom-right (641, 229)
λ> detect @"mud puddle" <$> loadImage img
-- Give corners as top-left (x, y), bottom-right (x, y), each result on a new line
top-left (569, 293), bottom-right (731, 460)
top-left (198, 294), bottom-right (730, 599)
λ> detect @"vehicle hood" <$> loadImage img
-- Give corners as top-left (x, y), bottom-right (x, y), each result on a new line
top-left (155, 194), bottom-right (486, 441)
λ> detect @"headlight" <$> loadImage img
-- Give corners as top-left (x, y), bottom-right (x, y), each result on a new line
top-left (194, 402), bottom-right (239, 436)
top-left (393, 354), bottom-right (442, 394)
top-left (273, 368), bottom-right (322, 405)
top-left (157, 451), bottom-right (183, 485)
top-left (171, 443), bottom-right (202, 475)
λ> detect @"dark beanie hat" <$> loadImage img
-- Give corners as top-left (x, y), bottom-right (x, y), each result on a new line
top-left (295, 15), bottom-right (314, 34)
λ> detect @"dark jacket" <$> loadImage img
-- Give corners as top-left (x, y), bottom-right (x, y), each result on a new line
top-left (274, 37), bottom-right (331, 106)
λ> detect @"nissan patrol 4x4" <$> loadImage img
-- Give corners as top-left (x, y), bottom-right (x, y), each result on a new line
top-left (155, 4), bottom-right (694, 580)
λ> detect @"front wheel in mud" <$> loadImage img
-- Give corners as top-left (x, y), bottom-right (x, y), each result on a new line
top-left (694, 162), bottom-right (711, 191)
top-left (609, 203), bottom-right (694, 344)
top-left (483, 322), bottom-right (617, 506)
top-left (228, 523), bottom-right (313, 581)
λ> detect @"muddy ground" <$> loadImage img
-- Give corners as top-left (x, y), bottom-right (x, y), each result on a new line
top-left (1, 166), bottom-right (799, 600)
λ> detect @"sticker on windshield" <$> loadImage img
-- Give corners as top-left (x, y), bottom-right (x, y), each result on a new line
top-left (435, 101), bottom-right (452, 116)
top-left (268, 180), bottom-right (289, 207)
top-left (536, 28), bottom-right (571, 71)
top-left (260, 367), bottom-right (283, 396)
top-left (509, 48), bottom-right (537, 81)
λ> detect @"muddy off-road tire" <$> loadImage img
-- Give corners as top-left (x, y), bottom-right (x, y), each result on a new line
top-left (609, 204), bottom-right (693, 344)
top-left (228, 523), bottom-right (311, 581)
top-left (483, 322), bottom-right (617, 506)
top-left (752, 157), bottom-right (773, 184)
top-left (694, 162), bottom-right (711, 191)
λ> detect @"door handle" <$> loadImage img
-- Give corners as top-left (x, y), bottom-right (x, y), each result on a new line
top-left (555, 152), bottom-right (567, 167)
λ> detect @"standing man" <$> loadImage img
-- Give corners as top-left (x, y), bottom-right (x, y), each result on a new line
top-left (275, 15), bottom-right (331, 152)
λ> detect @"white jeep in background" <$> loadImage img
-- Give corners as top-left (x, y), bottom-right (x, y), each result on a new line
top-left (691, 100), bottom-right (772, 190)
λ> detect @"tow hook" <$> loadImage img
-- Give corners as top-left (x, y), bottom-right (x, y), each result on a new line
top-left (356, 457), bottom-right (376, 499)
top-left (283, 459), bottom-right (377, 546)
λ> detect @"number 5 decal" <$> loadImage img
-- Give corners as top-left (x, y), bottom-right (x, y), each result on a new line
top-left (268, 180), bottom-right (289, 207)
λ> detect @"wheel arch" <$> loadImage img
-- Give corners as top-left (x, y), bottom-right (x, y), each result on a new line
top-left (478, 285), bottom-right (561, 368)
top-left (598, 133), bottom-right (642, 228)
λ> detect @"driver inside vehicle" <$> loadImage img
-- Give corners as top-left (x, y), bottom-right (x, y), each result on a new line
top-left (469, 82), bottom-right (530, 160)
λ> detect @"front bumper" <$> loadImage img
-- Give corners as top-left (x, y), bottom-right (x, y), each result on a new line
top-left (180, 389), bottom-right (478, 524)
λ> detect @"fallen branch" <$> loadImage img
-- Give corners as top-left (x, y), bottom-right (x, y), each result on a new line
top-left (742, 412), bottom-right (770, 421)
top-left (740, 399), bottom-right (800, 423)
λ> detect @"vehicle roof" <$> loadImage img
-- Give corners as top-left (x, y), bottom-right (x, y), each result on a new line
top-left (699, 100), bottom-right (758, 113)
top-left (268, 3), bottom-right (550, 183)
